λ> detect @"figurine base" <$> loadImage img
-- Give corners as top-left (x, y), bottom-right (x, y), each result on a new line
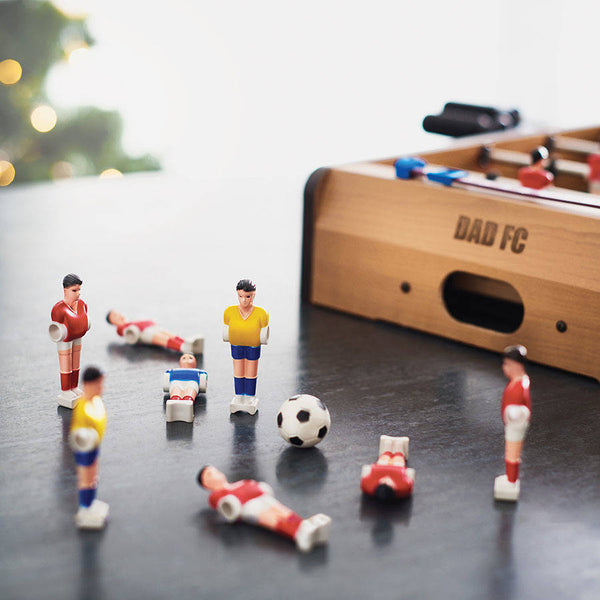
top-left (230, 396), bottom-right (258, 415)
top-left (57, 389), bottom-right (83, 409)
top-left (75, 499), bottom-right (109, 529)
top-left (166, 399), bottom-right (194, 423)
top-left (295, 513), bottom-right (331, 552)
top-left (181, 336), bottom-right (204, 355)
top-left (494, 475), bottom-right (520, 501)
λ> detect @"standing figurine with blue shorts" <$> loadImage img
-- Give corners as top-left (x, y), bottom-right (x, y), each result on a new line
top-left (223, 279), bottom-right (269, 415)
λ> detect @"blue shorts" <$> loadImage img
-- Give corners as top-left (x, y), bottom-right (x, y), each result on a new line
top-left (74, 448), bottom-right (99, 467)
top-left (231, 345), bottom-right (261, 360)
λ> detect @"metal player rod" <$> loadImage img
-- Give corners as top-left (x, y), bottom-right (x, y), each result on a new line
top-left (395, 158), bottom-right (600, 210)
top-left (547, 135), bottom-right (600, 155)
top-left (483, 146), bottom-right (589, 178)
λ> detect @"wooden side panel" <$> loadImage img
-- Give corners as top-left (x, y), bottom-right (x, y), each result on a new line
top-left (309, 164), bottom-right (600, 380)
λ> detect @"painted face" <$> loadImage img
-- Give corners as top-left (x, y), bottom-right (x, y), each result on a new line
top-left (201, 466), bottom-right (227, 491)
top-left (502, 358), bottom-right (522, 380)
top-left (237, 290), bottom-right (255, 309)
top-left (179, 354), bottom-right (197, 368)
top-left (108, 310), bottom-right (125, 326)
top-left (64, 284), bottom-right (81, 307)
top-left (83, 376), bottom-right (104, 399)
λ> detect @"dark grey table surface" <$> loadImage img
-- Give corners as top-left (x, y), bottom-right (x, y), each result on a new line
top-left (1, 173), bottom-right (599, 600)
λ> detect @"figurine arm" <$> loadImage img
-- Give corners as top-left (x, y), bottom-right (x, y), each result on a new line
top-left (122, 324), bottom-right (141, 344)
top-left (163, 370), bottom-right (172, 393)
top-left (222, 325), bottom-right (229, 343)
top-left (69, 427), bottom-right (99, 453)
top-left (49, 321), bottom-right (68, 342)
top-left (260, 326), bottom-right (269, 345)
top-left (216, 494), bottom-right (242, 522)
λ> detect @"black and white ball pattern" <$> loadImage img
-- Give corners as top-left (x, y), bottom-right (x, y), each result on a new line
top-left (277, 394), bottom-right (331, 448)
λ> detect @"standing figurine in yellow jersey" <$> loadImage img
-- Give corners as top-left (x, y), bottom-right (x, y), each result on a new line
top-left (69, 366), bottom-right (109, 529)
top-left (223, 279), bottom-right (269, 415)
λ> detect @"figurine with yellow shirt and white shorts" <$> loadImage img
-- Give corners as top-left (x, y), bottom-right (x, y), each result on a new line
top-left (69, 366), bottom-right (109, 529)
top-left (223, 279), bottom-right (269, 415)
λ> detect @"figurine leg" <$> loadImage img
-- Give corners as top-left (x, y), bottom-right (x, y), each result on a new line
top-left (379, 435), bottom-right (409, 458)
top-left (74, 452), bottom-right (108, 529)
top-left (495, 406), bottom-right (530, 501)
top-left (71, 338), bottom-right (83, 396)
top-left (166, 382), bottom-right (194, 422)
top-left (57, 343), bottom-right (79, 408)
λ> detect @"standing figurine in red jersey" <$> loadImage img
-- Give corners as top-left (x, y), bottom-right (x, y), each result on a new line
top-left (106, 309), bottom-right (204, 355)
top-left (361, 435), bottom-right (415, 501)
top-left (49, 274), bottom-right (91, 408)
top-left (198, 466), bottom-right (331, 552)
top-left (494, 345), bottom-right (532, 501)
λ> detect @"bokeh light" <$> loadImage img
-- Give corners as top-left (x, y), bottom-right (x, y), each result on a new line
top-left (99, 168), bottom-right (123, 179)
top-left (0, 161), bottom-right (16, 186)
top-left (50, 161), bottom-right (74, 179)
top-left (51, 0), bottom-right (91, 18)
top-left (65, 42), bottom-right (89, 66)
top-left (0, 59), bottom-right (23, 85)
top-left (30, 105), bottom-right (58, 133)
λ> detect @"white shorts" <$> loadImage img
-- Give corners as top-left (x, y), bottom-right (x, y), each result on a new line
top-left (57, 337), bottom-right (83, 351)
top-left (139, 325), bottom-right (162, 345)
top-left (240, 494), bottom-right (278, 522)
top-left (169, 380), bottom-right (199, 393)
top-left (504, 405), bottom-right (531, 442)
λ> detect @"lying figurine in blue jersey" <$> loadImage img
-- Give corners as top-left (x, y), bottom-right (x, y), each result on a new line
top-left (162, 354), bottom-right (207, 423)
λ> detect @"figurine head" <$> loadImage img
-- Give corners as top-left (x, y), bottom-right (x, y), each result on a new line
top-left (502, 345), bottom-right (527, 380)
top-left (106, 310), bottom-right (126, 326)
top-left (197, 465), bottom-right (228, 491)
top-left (236, 279), bottom-right (256, 309)
top-left (62, 273), bottom-right (82, 306)
top-left (179, 353), bottom-right (197, 368)
top-left (82, 366), bottom-right (104, 399)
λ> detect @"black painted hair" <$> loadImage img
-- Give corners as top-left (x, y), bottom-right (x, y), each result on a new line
top-left (236, 279), bottom-right (256, 292)
top-left (503, 345), bottom-right (527, 365)
top-left (197, 466), bottom-right (211, 488)
top-left (374, 483), bottom-right (397, 502)
top-left (82, 366), bottom-right (104, 382)
top-left (530, 146), bottom-right (549, 164)
top-left (106, 310), bottom-right (115, 324)
top-left (63, 273), bottom-right (82, 288)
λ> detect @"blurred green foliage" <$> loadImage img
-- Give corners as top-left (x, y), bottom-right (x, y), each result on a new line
top-left (0, 0), bottom-right (160, 184)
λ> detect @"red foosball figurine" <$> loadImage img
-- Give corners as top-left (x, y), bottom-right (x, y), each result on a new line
top-left (106, 309), bottom-right (204, 354)
top-left (198, 466), bottom-right (331, 552)
top-left (49, 273), bottom-right (91, 408)
top-left (518, 146), bottom-right (554, 190)
top-left (494, 345), bottom-right (532, 501)
top-left (360, 435), bottom-right (415, 500)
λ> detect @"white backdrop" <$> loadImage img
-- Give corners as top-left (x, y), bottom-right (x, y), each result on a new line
top-left (46, 0), bottom-right (599, 181)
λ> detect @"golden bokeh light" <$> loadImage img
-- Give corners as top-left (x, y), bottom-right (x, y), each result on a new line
top-left (30, 105), bottom-right (58, 133)
top-left (0, 59), bottom-right (23, 85)
top-left (0, 161), bottom-right (16, 186)
top-left (50, 161), bottom-right (74, 180)
top-left (99, 168), bottom-right (123, 179)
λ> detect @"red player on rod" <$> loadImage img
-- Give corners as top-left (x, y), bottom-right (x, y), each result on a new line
top-left (360, 435), bottom-right (415, 500)
top-left (198, 466), bottom-right (331, 552)
top-left (49, 273), bottom-right (91, 408)
top-left (494, 345), bottom-right (532, 501)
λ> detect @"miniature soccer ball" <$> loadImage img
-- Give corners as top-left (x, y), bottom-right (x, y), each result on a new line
top-left (277, 394), bottom-right (331, 448)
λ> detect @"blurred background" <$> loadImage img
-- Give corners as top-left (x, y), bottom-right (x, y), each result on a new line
top-left (0, 0), bottom-right (598, 188)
